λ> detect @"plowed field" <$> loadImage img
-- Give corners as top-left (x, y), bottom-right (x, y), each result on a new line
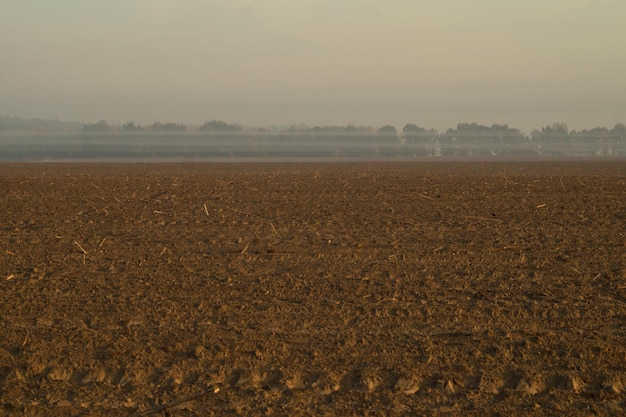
top-left (1, 161), bottom-right (625, 416)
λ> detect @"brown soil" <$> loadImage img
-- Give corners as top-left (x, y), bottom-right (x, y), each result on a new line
top-left (1, 161), bottom-right (625, 416)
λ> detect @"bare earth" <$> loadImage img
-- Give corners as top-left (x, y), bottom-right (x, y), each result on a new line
top-left (1, 161), bottom-right (625, 416)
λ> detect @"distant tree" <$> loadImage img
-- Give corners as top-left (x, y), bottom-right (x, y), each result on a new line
top-left (377, 125), bottom-right (397, 135)
top-left (343, 125), bottom-right (360, 134)
top-left (344, 125), bottom-right (375, 134)
top-left (148, 122), bottom-right (187, 132)
top-left (298, 125), bottom-right (347, 134)
top-left (610, 124), bottom-right (626, 154)
top-left (550, 122), bottom-right (568, 134)
top-left (440, 122), bottom-right (528, 156)
top-left (532, 123), bottom-right (567, 141)
top-left (0, 115), bottom-right (24, 132)
top-left (402, 123), bottom-right (437, 141)
top-left (121, 121), bottom-right (142, 131)
top-left (199, 120), bottom-right (242, 132)
top-left (82, 120), bottom-right (111, 132)
top-left (402, 123), bottom-right (422, 135)
top-left (0, 115), bottom-right (81, 132)
top-left (570, 126), bottom-right (618, 155)
top-left (401, 123), bottom-right (439, 154)
top-left (163, 122), bottom-right (187, 132)
top-left (531, 122), bottom-right (571, 155)
top-left (287, 123), bottom-right (309, 132)
top-left (613, 123), bottom-right (626, 133)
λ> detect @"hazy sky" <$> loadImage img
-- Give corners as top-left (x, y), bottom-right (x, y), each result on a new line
top-left (2, 0), bottom-right (625, 132)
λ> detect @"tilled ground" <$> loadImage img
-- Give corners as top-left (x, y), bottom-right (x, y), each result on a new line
top-left (0, 161), bottom-right (625, 416)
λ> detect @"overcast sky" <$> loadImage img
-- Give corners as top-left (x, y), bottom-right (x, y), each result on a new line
top-left (2, 0), bottom-right (625, 132)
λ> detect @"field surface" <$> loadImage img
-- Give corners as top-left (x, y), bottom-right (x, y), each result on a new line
top-left (1, 161), bottom-right (625, 416)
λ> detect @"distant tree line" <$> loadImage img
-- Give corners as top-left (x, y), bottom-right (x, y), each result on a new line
top-left (82, 120), bottom-right (189, 133)
top-left (0, 115), bottom-right (80, 132)
top-left (3, 114), bottom-right (624, 139)
top-left (2, 115), bottom-right (625, 159)
top-left (530, 122), bottom-right (626, 156)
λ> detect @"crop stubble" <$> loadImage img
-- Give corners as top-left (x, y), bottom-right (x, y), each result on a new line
top-left (0, 161), bottom-right (625, 416)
